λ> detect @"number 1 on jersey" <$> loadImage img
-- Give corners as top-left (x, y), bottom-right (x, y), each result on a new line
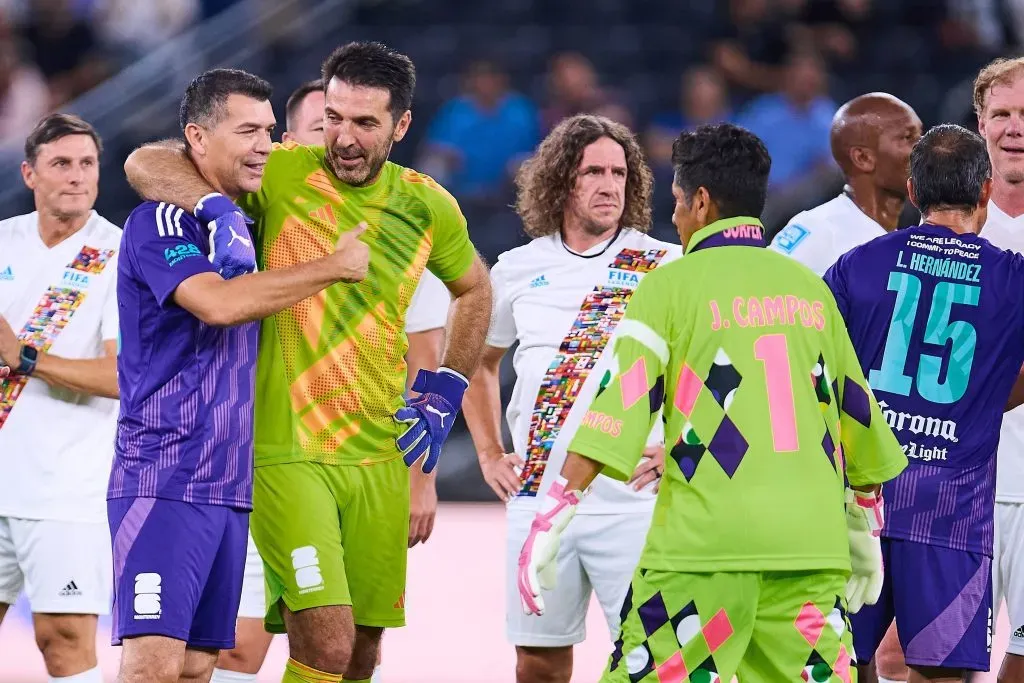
top-left (754, 333), bottom-right (799, 453)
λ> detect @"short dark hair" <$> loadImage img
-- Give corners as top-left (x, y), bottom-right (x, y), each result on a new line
top-left (24, 114), bottom-right (102, 165)
top-left (178, 68), bottom-right (273, 134)
top-left (321, 41), bottom-right (416, 120)
top-left (671, 123), bottom-right (771, 219)
top-left (910, 124), bottom-right (991, 215)
top-left (285, 79), bottom-right (323, 131)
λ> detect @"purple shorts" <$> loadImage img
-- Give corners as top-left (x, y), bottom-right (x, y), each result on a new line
top-left (107, 497), bottom-right (248, 649)
top-left (850, 537), bottom-right (992, 671)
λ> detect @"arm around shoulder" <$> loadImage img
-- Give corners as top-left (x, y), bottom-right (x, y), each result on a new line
top-left (124, 139), bottom-right (214, 211)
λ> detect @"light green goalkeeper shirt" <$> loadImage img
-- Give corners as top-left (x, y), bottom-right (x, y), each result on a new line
top-left (568, 216), bottom-right (907, 574)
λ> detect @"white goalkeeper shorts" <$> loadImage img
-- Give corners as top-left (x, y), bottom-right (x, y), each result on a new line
top-left (237, 530), bottom-right (266, 620)
top-left (505, 507), bottom-right (652, 647)
top-left (994, 502), bottom-right (1024, 656)
top-left (0, 516), bottom-right (111, 614)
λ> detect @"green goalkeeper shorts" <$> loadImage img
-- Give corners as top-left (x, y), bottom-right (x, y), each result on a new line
top-left (602, 568), bottom-right (856, 682)
top-left (249, 458), bottom-right (409, 633)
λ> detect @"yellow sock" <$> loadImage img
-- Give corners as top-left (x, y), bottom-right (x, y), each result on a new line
top-left (341, 679), bottom-right (371, 683)
top-left (281, 658), bottom-right (343, 683)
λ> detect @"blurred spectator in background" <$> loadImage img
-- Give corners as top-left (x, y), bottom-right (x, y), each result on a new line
top-left (737, 50), bottom-right (837, 184)
top-left (92, 0), bottom-right (199, 66)
top-left (0, 38), bottom-right (49, 148)
top-left (788, 0), bottom-right (873, 64)
top-left (710, 0), bottom-right (793, 95)
top-left (645, 66), bottom-right (733, 181)
top-left (541, 52), bottom-right (607, 133)
top-left (21, 0), bottom-right (107, 108)
top-left (592, 101), bottom-right (634, 130)
top-left (418, 59), bottom-right (539, 200)
top-left (736, 49), bottom-right (839, 231)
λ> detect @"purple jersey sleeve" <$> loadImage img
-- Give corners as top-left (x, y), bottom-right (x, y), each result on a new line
top-left (827, 224), bottom-right (1024, 555)
top-left (822, 255), bottom-right (850, 321)
top-left (124, 201), bottom-right (215, 306)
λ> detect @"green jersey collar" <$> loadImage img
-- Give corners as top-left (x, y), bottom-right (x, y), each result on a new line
top-left (685, 216), bottom-right (766, 255)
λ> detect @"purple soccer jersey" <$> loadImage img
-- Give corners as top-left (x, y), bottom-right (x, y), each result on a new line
top-left (110, 201), bottom-right (258, 509)
top-left (825, 223), bottom-right (1024, 555)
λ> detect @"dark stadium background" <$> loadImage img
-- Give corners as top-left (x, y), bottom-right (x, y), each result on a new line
top-left (0, 0), bottom-right (1019, 678)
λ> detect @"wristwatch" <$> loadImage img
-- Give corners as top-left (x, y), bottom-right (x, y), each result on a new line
top-left (16, 345), bottom-right (38, 376)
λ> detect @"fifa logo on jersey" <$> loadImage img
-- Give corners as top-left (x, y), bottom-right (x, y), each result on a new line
top-left (607, 270), bottom-right (640, 288)
top-left (61, 270), bottom-right (90, 288)
top-left (133, 572), bottom-right (162, 620)
top-left (292, 546), bottom-right (325, 594)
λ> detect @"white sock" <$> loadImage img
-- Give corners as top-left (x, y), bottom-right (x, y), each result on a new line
top-left (371, 665), bottom-right (382, 683)
top-left (210, 670), bottom-right (258, 682)
top-left (49, 668), bottom-right (103, 683)
top-left (878, 678), bottom-right (906, 683)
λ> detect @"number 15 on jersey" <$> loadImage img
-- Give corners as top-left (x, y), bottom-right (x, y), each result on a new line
top-left (869, 271), bottom-right (979, 404)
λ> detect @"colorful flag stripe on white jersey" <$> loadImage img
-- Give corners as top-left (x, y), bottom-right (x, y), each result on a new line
top-left (519, 247), bottom-right (670, 497)
top-left (0, 246), bottom-right (114, 429)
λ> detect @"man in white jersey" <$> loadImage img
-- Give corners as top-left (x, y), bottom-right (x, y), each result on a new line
top-left (211, 78), bottom-right (452, 683)
top-left (770, 93), bottom-right (923, 275)
top-left (771, 92), bottom-right (922, 683)
top-left (974, 56), bottom-right (1024, 683)
top-left (0, 114), bottom-right (120, 683)
top-left (463, 114), bottom-right (678, 683)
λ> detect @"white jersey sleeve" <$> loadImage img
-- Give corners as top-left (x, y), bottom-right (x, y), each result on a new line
top-left (486, 256), bottom-right (516, 349)
top-left (405, 270), bottom-right (451, 334)
top-left (769, 194), bottom-right (887, 276)
top-left (769, 220), bottom-right (837, 276)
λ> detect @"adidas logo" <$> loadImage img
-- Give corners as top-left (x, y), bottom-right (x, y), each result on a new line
top-left (0, 266), bottom-right (12, 281)
top-left (1015, 625), bottom-right (1024, 639)
top-left (529, 275), bottom-right (549, 288)
top-left (393, 591), bottom-right (406, 609)
top-left (59, 579), bottom-right (81, 597)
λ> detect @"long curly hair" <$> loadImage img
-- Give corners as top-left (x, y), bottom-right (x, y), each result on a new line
top-left (515, 114), bottom-right (654, 238)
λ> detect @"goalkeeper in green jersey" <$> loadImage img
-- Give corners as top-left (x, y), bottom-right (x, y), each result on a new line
top-left (516, 123), bottom-right (908, 682)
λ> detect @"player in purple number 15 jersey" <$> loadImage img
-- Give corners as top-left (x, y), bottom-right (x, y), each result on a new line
top-left (825, 124), bottom-right (1024, 682)
top-left (109, 69), bottom-right (368, 683)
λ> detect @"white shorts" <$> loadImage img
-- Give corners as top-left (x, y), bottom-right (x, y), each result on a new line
top-left (995, 502), bottom-right (1024, 656)
top-left (0, 516), bottom-right (111, 615)
top-left (237, 530), bottom-right (266, 620)
top-left (506, 508), bottom-right (652, 647)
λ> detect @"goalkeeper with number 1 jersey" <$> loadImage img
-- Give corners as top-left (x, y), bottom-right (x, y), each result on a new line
top-left (517, 123), bottom-right (908, 682)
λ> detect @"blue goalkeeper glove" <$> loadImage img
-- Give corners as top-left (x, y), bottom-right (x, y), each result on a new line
top-left (195, 193), bottom-right (257, 280)
top-left (395, 368), bottom-right (469, 474)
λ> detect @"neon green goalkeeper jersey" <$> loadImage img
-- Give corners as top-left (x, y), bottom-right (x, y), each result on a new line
top-left (569, 217), bottom-right (907, 573)
top-left (237, 143), bottom-right (475, 467)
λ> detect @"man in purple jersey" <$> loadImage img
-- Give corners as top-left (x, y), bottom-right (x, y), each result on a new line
top-left (825, 124), bottom-right (1024, 682)
top-left (109, 68), bottom-right (369, 683)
